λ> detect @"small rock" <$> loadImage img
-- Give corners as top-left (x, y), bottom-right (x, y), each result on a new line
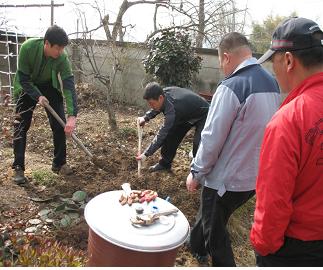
top-left (25, 226), bottom-right (37, 233)
top-left (45, 219), bottom-right (54, 223)
top-left (28, 218), bottom-right (42, 225)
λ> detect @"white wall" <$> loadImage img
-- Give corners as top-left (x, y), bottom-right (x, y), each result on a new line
top-left (67, 40), bottom-right (272, 108)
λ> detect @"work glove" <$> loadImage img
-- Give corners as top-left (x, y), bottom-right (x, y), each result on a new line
top-left (137, 117), bottom-right (146, 127)
top-left (136, 153), bottom-right (147, 162)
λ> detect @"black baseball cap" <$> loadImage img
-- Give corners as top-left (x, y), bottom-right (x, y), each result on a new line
top-left (257, 17), bottom-right (323, 64)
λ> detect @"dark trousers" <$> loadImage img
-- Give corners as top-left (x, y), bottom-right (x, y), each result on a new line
top-left (12, 83), bottom-right (67, 170)
top-left (159, 117), bottom-right (206, 169)
top-left (256, 237), bottom-right (323, 267)
top-left (190, 186), bottom-right (255, 267)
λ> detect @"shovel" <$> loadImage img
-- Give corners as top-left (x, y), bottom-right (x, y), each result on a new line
top-left (43, 102), bottom-right (105, 169)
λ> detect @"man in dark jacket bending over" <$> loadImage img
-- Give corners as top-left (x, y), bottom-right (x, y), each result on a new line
top-left (136, 82), bottom-right (209, 172)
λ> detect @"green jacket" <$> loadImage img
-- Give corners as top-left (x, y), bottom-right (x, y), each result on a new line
top-left (13, 38), bottom-right (77, 116)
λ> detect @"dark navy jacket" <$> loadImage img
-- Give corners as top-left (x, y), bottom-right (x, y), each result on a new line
top-left (143, 87), bottom-right (209, 156)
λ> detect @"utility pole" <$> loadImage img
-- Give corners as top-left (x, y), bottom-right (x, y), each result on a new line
top-left (0, 2), bottom-right (64, 26)
top-left (51, 0), bottom-right (54, 26)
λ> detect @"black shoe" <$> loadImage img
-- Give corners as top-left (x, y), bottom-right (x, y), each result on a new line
top-left (148, 163), bottom-right (170, 173)
top-left (193, 254), bottom-right (209, 267)
top-left (12, 165), bottom-right (27, 184)
top-left (51, 164), bottom-right (74, 175)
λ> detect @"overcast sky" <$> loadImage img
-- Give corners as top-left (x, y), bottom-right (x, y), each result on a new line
top-left (242, 0), bottom-right (322, 26)
top-left (1, 0), bottom-right (322, 41)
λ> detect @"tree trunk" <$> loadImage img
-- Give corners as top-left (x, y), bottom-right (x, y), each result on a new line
top-left (195, 0), bottom-right (205, 48)
top-left (105, 82), bottom-right (117, 131)
top-left (231, 0), bottom-right (236, 31)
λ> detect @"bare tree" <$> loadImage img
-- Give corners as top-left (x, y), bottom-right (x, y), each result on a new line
top-left (0, 3), bottom-right (9, 28)
top-left (149, 0), bottom-right (247, 48)
top-left (202, 0), bottom-right (247, 46)
top-left (71, 0), bottom-right (169, 130)
top-left (196, 0), bottom-right (205, 47)
top-left (69, 0), bottom-right (246, 130)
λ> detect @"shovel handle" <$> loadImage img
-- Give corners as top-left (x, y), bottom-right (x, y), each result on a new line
top-left (43, 102), bottom-right (93, 159)
top-left (137, 119), bottom-right (143, 177)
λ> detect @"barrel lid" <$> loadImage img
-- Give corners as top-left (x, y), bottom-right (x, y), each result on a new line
top-left (85, 191), bottom-right (190, 252)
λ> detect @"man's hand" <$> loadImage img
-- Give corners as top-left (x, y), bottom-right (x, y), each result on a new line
top-left (186, 172), bottom-right (199, 192)
top-left (136, 153), bottom-right (147, 162)
top-left (38, 96), bottom-right (49, 107)
top-left (137, 117), bottom-right (146, 127)
top-left (65, 116), bottom-right (76, 136)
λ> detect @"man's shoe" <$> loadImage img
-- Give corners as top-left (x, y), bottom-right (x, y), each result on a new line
top-left (193, 254), bottom-right (209, 267)
top-left (12, 165), bottom-right (27, 184)
top-left (148, 163), bottom-right (170, 173)
top-left (194, 254), bottom-right (209, 266)
top-left (52, 164), bottom-right (74, 175)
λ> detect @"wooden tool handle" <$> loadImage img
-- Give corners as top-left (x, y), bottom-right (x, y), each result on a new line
top-left (137, 119), bottom-right (143, 177)
top-left (44, 102), bottom-right (93, 159)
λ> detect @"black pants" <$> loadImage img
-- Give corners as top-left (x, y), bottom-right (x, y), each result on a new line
top-left (159, 117), bottom-right (206, 169)
top-left (190, 186), bottom-right (255, 267)
top-left (12, 83), bottom-right (67, 170)
top-left (256, 237), bottom-right (323, 267)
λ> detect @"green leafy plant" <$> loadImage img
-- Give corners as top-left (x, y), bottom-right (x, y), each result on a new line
top-left (36, 191), bottom-right (88, 229)
top-left (1, 234), bottom-right (87, 266)
top-left (0, 232), bottom-right (12, 267)
top-left (143, 30), bottom-right (202, 88)
top-left (32, 169), bottom-right (58, 186)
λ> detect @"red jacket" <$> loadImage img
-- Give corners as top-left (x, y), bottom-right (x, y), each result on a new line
top-left (250, 72), bottom-right (323, 256)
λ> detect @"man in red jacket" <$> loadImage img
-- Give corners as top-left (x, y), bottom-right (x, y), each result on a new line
top-left (250, 17), bottom-right (323, 266)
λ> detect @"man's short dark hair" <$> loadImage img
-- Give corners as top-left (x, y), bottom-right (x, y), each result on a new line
top-left (218, 32), bottom-right (251, 53)
top-left (143, 82), bottom-right (164, 100)
top-left (44, 25), bottom-right (69, 47)
top-left (292, 32), bottom-right (323, 68)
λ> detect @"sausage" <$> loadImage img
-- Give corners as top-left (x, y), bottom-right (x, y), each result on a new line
top-left (127, 196), bottom-right (133, 206)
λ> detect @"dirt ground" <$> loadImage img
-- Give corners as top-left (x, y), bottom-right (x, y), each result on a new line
top-left (0, 85), bottom-right (256, 266)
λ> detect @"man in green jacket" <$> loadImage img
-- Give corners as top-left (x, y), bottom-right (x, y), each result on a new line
top-left (12, 25), bottom-right (78, 184)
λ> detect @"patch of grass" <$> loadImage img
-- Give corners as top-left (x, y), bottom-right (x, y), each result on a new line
top-left (32, 169), bottom-right (58, 186)
top-left (1, 148), bottom-right (13, 158)
top-left (118, 127), bottom-right (137, 138)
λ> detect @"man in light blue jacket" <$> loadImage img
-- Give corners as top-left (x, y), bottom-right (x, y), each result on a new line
top-left (186, 32), bottom-right (281, 266)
